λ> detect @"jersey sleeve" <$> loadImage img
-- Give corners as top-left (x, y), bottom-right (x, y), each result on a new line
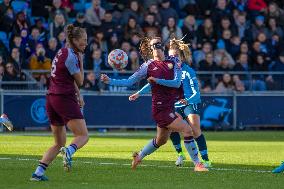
top-left (136, 83), bottom-right (151, 95)
top-left (65, 50), bottom-right (80, 75)
top-left (108, 61), bottom-right (149, 87)
top-left (155, 61), bottom-right (182, 88)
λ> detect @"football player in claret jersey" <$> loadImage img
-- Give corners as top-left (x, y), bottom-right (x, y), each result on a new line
top-left (101, 37), bottom-right (207, 171)
top-left (31, 24), bottom-right (89, 181)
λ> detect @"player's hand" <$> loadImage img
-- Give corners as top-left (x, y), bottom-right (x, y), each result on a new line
top-left (147, 77), bottom-right (156, 84)
top-left (129, 93), bottom-right (140, 101)
top-left (79, 95), bottom-right (85, 108)
top-left (101, 74), bottom-right (110, 84)
top-left (179, 99), bottom-right (188, 105)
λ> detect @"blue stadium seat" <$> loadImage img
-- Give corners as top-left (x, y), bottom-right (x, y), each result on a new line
top-left (74, 2), bottom-right (84, 12)
top-left (0, 31), bottom-right (9, 49)
top-left (85, 2), bottom-right (92, 10)
top-left (11, 0), bottom-right (28, 13)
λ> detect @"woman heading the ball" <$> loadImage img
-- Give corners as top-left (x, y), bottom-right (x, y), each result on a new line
top-left (31, 24), bottom-right (89, 181)
top-left (130, 37), bottom-right (211, 168)
top-left (101, 37), bottom-right (206, 171)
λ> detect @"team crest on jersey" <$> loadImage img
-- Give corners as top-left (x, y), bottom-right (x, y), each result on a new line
top-left (167, 63), bottom-right (173, 69)
top-left (169, 112), bottom-right (175, 118)
top-left (31, 98), bottom-right (48, 124)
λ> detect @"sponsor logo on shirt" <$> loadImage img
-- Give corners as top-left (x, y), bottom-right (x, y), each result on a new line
top-left (169, 112), bottom-right (175, 118)
top-left (167, 63), bottom-right (173, 69)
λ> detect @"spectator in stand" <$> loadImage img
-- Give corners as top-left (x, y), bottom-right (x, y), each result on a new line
top-left (256, 32), bottom-right (271, 58)
top-left (57, 31), bottom-right (66, 48)
top-left (196, 18), bottom-right (216, 48)
top-left (266, 2), bottom-right (284, 27)
top-left (120, 41), bottom-right (132, 55)
top-left (85, 0), bottom-right (105, 29)
top-left (235, 12), bottom-right (250, 40)
top-left (27, 27), bottom-right (44, 55)
top-left (0, 1), bottom-right (14, 33)
top-left (247, 0), bottom-right (267, 19)
top-left (46, 37), bottom-right (58, 60)
top-left (268, 34), bottom-right (281, 61)
top-left (232, 75), bottom-right (245, 92)
top-left (101, 11), bottom-right (121, 40)
top-left (148, 3), bottom-right (162, 25)
top-left (8, 47), bottom-right (22, 73)
top-left (29, 44), bottom-right (51, 71)
top-left (31, 18), bottom-right (48, 43)
top-left (162, 17), bottom-right (182, 43)
top-left (83, 72), bottom-right (102, 91)
top-left (49, 12), bottom-right (66, 39)
top-left (228, 35), bottom-right (241, 59)
top-left (214, 40), bottom-right (235, 68)
top-left (199, 52), bottom-right (218, 71)
top-left (92, 30), bottom-right (108, 53)
top-left (211, 0), bottom-right (232, 23)
top-left (159, 0), bottom-right (178, 26)
top-left (217, 16), bottom-right (237, 39)
top-left (0, 55), bottom-right (4, 66)
top-left (234, 53), bottom-right (266, 91)
top-left (248, 15), bottom-right (269, 42)
top-left (193, 42), bottom-right (213, 67)
top-left (12, 11), bottom-right (29, 36)
top-left (123, 17), bottom-right (143, 41)
top-left (129, 33), bottom-right (141, 48)
top-left (61, 0), bottom-right (75, 17)
top-left (91, 48), bottom-right (103, 78)
top-left (267, 17), bottom-right (283, 39)
top-left (125, 50), bottom-right (140, 71)
top-left (10, 35), bottom-right (25, 59)
top-left (73, 12), bottom-right (92, 36)
top-left (3, 62), bottom-right (20, 81)
top-left (217, 55), bottom-right (233, 71)
top-left (252, 54), bottom-right (269, 71)
top-left (121, 0), bottom-right (143, 26)
top-left (269, 51), bottom-right (284, 90)
top-left (181, 15), bottom-right (198, 44)
top-left (48, 0), bottom-right (68, 21)
top-left (142, 13), bottom-right (160, 38)
top-left (107, 33), bottom-right (120, 52)
top-left (0, 64), bottom-right (4, 81)
top-left (215, 73), bottom-right (235, 93)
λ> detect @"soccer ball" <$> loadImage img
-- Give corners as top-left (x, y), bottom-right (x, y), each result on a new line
top-left (108, 49), bottom-right (128, 70)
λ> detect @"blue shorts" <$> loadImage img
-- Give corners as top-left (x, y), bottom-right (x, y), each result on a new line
top-left (175, 103), bottom-right (202, 119)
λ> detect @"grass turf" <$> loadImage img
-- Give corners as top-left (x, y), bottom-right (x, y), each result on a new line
top-left (0, 131), bottom-right (283, 189)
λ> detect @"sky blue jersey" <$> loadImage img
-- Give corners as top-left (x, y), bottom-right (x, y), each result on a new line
top-left (136, 63), bottom-right (201, 107)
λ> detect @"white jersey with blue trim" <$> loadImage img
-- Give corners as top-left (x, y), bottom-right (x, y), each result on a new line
top-left (175, 63), bottom-right (201, 108)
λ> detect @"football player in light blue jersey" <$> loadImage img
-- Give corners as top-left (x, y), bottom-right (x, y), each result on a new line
top-left (129, 38), bottom-right (211, 168)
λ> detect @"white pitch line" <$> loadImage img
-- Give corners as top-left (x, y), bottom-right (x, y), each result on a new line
top-left (0, 157), bottom-right (272, 173)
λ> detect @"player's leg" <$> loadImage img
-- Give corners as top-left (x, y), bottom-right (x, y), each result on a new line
top-left (132, 126), bottom-right (170, 169)
top-left (167, 117), bottom-right (208, 171)
top-left (185, 104), bottom-right (211, 167)
top-left (61, 119), bottom-right (89, 171)
top-left (272, 161), bottom-right (284, 173)
top-left (31, 125), bottom-right (66, 181)
top-left (170, 132), bottom-right (186, 166)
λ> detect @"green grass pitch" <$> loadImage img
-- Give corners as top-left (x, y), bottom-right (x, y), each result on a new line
top-left (0, 131), bottom-right (284, 189)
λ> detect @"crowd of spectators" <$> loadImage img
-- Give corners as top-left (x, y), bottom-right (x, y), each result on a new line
top-left (0, 0), bottom-right (284, 92)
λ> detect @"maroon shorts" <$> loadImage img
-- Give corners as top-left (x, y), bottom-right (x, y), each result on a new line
top-left (46, 94), bottom-right (83, 126)
top-left (152, 106), bottom-right (178, 128)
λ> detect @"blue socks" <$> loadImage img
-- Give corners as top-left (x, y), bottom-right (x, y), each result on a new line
top-left (170, 132), bottom-right (183, 154)
top-left (67, 144), bottom-right (78, 157)
top-left (34, 162), bottom-right (48, 176)
top-left (184, 136), bottom-right (200, 165)
top-left (195, 134), bottom-right (209, 161)
top-left (139, 138), bottom-right (159, 160)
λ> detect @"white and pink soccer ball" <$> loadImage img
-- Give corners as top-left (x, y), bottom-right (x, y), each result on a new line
top-left (108, 49), bottom-right (128, 70)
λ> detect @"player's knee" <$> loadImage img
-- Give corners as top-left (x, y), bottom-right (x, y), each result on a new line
top-left (156, 137), bottom-right (167, 146)
top-left (183, 126), bottom-right (193, 137)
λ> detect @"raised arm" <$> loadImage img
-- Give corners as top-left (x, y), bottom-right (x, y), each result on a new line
top-left (101, 62), bottom-right (149, 87)
top-left (154, 61), bottom-right (182, 88)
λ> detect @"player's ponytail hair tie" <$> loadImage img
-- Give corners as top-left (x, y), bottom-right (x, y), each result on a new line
top-left (169, 35), bottom-right (192, 65)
